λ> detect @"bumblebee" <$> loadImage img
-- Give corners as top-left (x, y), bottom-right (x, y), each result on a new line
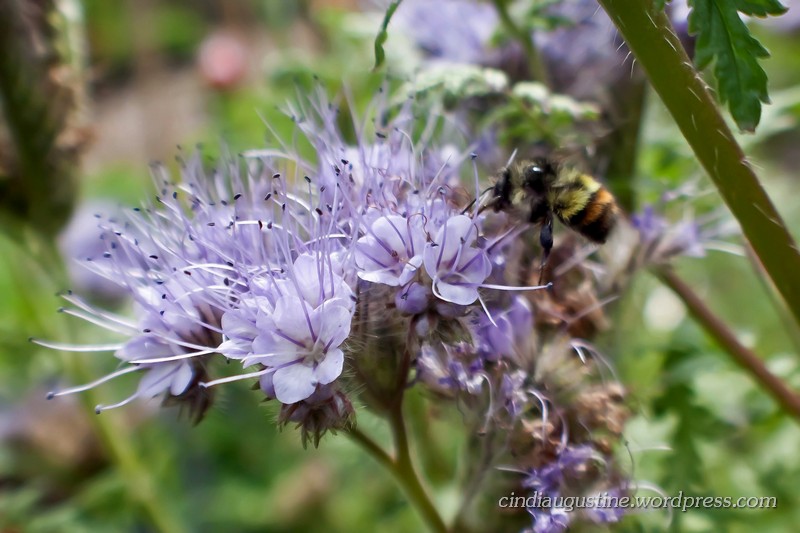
top-left (490, 157), bottom-right (618, 281)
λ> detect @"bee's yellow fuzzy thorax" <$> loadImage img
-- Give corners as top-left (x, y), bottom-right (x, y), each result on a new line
top-left (547, 171), bottom-right (601, 220)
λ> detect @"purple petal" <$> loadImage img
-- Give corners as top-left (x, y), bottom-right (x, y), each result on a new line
top-left (372, 215), bottom-right (411, 256)
top-left (273, 295), bottom-right (315, 344)
top-left (251, 333), bottom-right (302, 364)
top-left (221, 312), bottom-right (258, 340)
top-left (316, 302), bottom-right (354, 348)
top-left (314, 348), bottom-right (344, 385)
top-left (137, 363), bottom-right (186, 397)
top-left (455, 247), bottom-right (492, 282)
top-left (433, 279), bottom-right (480, 305)
top-left (169, 363), bottom-right (194, 395)
top-left (273, 363), bottom-right (317, 403)
top-left (398, 254), bottom-right (423, 286)
top-left (117, 337), bottom-right (174, 362)
top-left (437, 215), bottom-right (476, 265)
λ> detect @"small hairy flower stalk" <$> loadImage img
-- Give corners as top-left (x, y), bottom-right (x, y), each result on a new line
top-left (346, 281), bottom-right (413, 413)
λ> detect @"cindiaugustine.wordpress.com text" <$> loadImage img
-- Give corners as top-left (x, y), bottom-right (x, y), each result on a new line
top-left (498, 490), bottom-right (778, 513)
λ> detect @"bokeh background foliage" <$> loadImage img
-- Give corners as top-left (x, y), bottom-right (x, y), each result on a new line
top-left (1, 0), bottom-right (800, 531)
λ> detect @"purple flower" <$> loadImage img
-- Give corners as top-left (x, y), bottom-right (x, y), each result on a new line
top-left (530, 511), bottom-right (570, 533)
top-left (500, 369), bottom-right (529, 419)
top-left (522, 445), bottom-right (599, 495)
top-left (423, 215), bottom-right (492, 305)
top-left (355, 214), bottom-right (425, 287)
top-left (519, 444), bottom-right (628, 532)
top-left (395, 281), bottom-right (431, 315)
top-left (475, 295), bottom-right (533, 360)
top-left (38, 87), bottom-right (550, 448)
top-left (631, 203), bottom-right (738, 267)
top-left (395, 0), bottom-right (500, 65)
top-left (248, 260), bottom-right (354, 403)
top-left (57, 200), bottom-right (130, 301)
top-left (416, 342), bottom-right (484, 395)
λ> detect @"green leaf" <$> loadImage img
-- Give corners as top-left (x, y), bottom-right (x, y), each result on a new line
top-left (372, 0), bottom-right (403, 71)
top-left (688, 0), bottom-right (787, 131)
top-left (733, 0), bottom-right (787, 17)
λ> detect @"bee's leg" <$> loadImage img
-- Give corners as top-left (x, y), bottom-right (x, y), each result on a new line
top-left (538, 215), bottom-right (553, 285)
top-left (462, 185), bottom-right (497, 215)
top-left (461, 197), bottom-right (478, 215)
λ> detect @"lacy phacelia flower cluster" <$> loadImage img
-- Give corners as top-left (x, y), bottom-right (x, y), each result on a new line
top-left (38, 97), bottom-right (511, 418)
top-left (39, 94), bottom-right (631, 531)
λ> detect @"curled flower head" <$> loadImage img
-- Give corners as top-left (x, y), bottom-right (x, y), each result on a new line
top-left (268, 381), bottom-right (356, 449)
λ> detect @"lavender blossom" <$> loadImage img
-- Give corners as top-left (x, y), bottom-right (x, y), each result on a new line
top-left (521, 445), bottom-right (626, 533)
top-left (423, 214), bottom-right (492, 305)
top-left (394, 0), bottom-right (500, 66)
top-left (36, 89), bottom-right (552, 432)
top-left (474, 295), bottom-right (533, 361)
top-left (243, 254), bottom-right (355, 404)
top-left (355, 214), bottom-right (425, 287)
top-left (629, 201), bottom-right (741, 270)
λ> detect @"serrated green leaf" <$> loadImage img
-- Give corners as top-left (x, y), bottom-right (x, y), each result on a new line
top-left (688, 0), bottom-right (786, 131)
top-left (372, 0), bottom-right (403, 71)
top-left (733, 0), bottom-right (787, 17)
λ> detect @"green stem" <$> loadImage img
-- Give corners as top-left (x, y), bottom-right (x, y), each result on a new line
top-left (347, 418), bottom-right (448, 533)
top-left (598, 0), bottom-right (800, 330)
top-left (78, 390), bottom-right (189, 533)
top-left (389, 404), bottom-right (448, 533)
top-left (656, 268), bottom-right (800, 421)
top-left (492, 0), bottom-right (552, 87)
top-left (346, 427), bottom-right (395, 472)
top-left (601, 72), bottom-right (647, 212)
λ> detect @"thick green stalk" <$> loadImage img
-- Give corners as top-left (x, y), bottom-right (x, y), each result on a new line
top-left (598, 0), bottom-right (800, 329)
top-left (0, 0), bottom-right (82, 237)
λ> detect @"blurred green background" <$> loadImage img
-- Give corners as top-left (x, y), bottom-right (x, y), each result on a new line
top-left (2, 0), bottom-right (800, 532)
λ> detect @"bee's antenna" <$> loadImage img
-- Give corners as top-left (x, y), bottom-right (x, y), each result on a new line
top-left (471, 152), bottom-right (480, 210)
top-left (462, 185), bottom-right (495, 215)
top-left (505, 148), bottom-right (518, 167)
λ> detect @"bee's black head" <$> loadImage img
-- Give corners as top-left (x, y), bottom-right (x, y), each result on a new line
top-left (521, 158), bottom-right (557, 192)
top-left (492, 167), bottom-right (514, 211)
